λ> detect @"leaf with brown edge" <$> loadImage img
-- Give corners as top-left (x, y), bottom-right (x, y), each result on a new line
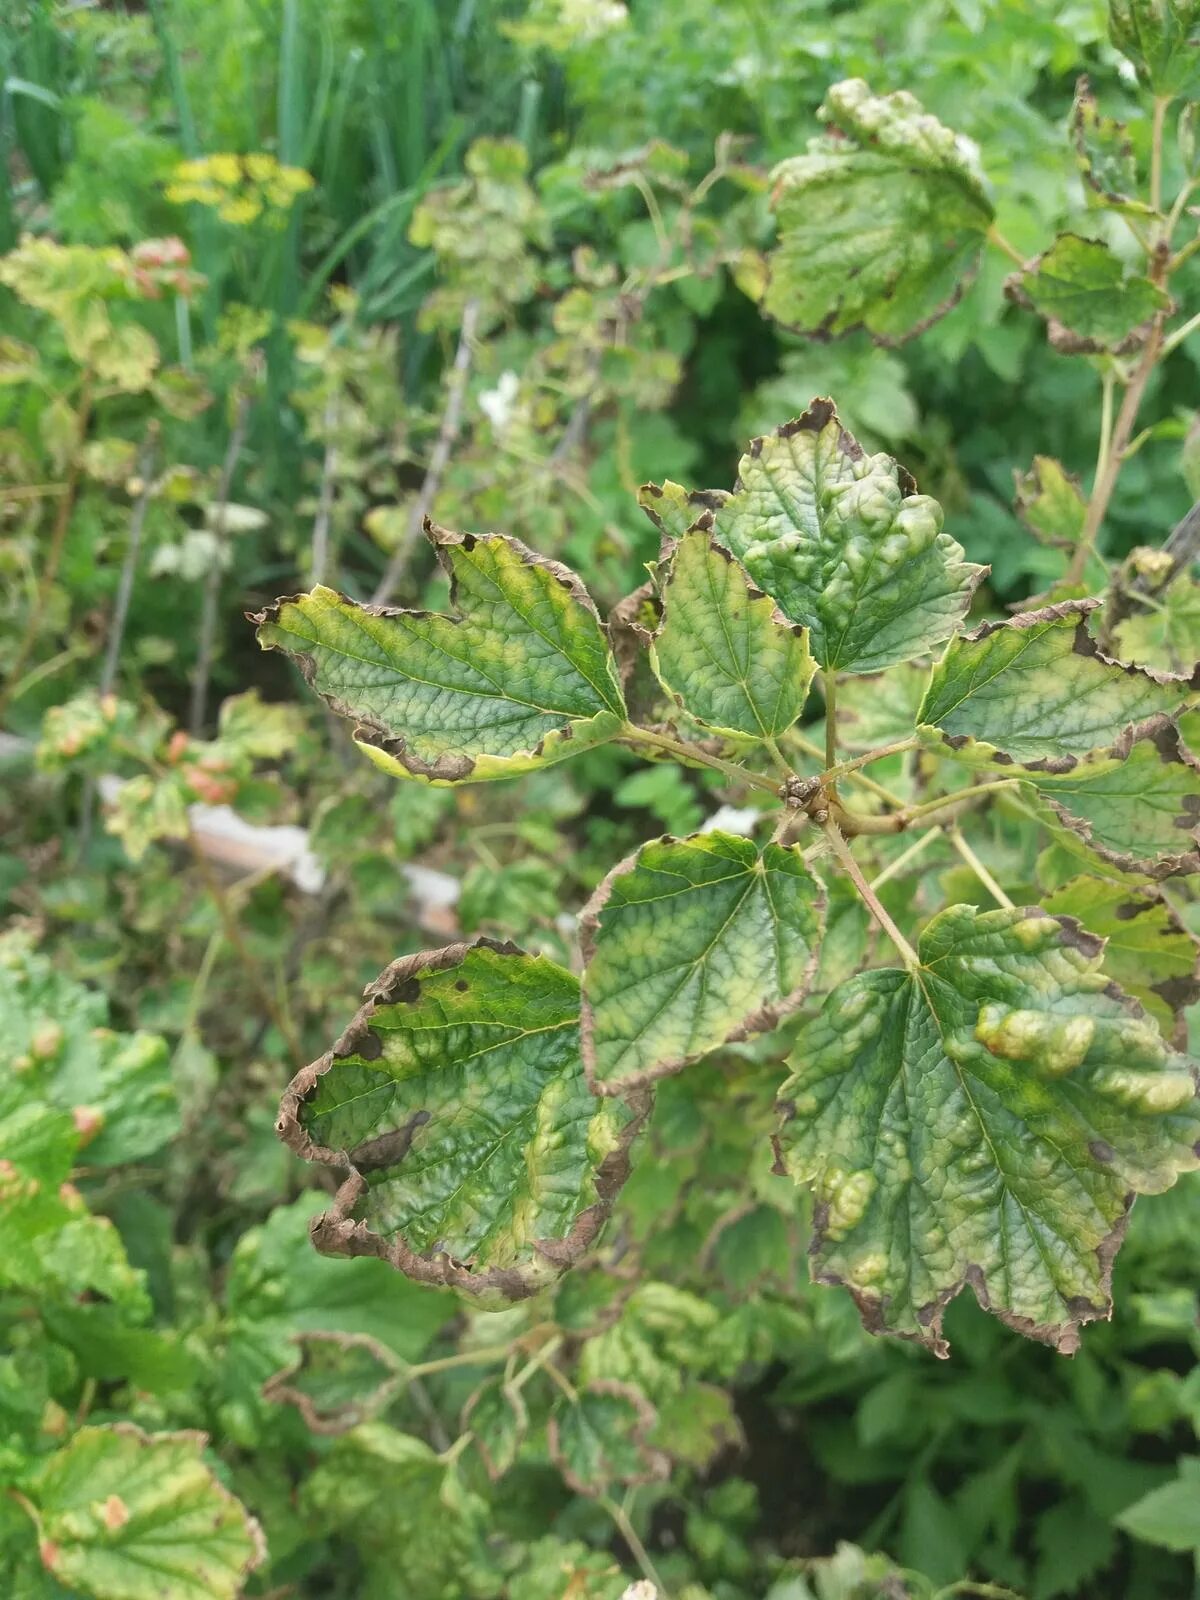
top-left (461, 1376), bottom-right (529, 1481)
top-left (917, 600), bottom-right (1198, 769)
top-left (276, 940), bottom-right (650, 1305)
top-left (1006, 234), bottom-right (1171, 354)
top-left (252, 520), bottom-right (626, 785)
top-left (1014, 457), bottom-right (1087, 550)
top-left (1023, 716), bottom-right (1200, 878)
top-left (261, 1330), bottom-right (403, 1435)
top-left (1042, 876), bottom-right (1200, 1046)
top-left (775, 904), bottom-right (1200, 1357)
top-left (547, 1379), bottom-right (669, 1498)
top-left (580, 832), bottom-right (825, 1095)
top-left (1071, 75), bottom-right (1153, 215)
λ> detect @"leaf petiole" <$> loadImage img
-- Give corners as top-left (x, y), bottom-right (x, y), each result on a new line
top-left (621, 722), bottom-right (783, 796)
top-left (821, 817), bottom-right (919, 970)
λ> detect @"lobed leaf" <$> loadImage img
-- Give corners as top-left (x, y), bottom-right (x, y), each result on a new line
top-left (775, 904), bottom-right (1200, 1356)
top-left (261, 1330), bottom-right (403, 1435)
top-left (1007, 234), bottom-right (1171, 353)
top-left (763, 79), bottom-right (994, 342)
top-left (1042, 876), bottom-right (1200, 1042)
top-left (708, 401), bottom-right (985, 674)
top-left (27, 1424), bottom-right (265, 1600)
top-left (253, 521), bottom-right (626, 784)
top-left (650, 524), bottom-right (816, 741)
top-left (581, 831), bottom-right (824, 1094)
top-left (1108, 0), bottom-right (1200, 97)
top-left (918, 600), bottom-right (1197, 767)
top-left (1013, 457), bottom-right (1087, 550)
top-left (547, 1380), bottom-right (669, 1497)
top-left (277, 940), bottom-right (649, 1302)
top-left (1113, 574), bottom-right (1200, 675)
top-left (1023, 715), bottom-right (1200, 877)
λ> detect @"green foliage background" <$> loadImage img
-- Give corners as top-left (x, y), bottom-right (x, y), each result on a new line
top-left (3, 1), bottom-right (1200, 1597)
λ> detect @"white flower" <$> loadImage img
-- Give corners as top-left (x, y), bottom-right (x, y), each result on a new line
top-left (479, 370), bottom-right (521, 434)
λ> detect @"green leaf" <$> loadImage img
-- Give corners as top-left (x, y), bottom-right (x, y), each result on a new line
top-left (1042, 876), bottom-right (1199, 1041)
top-left (302, 1423), bottom-right (492, 1593)
top-left (1113, 575), bottom-right (1200, 675)
top-left (461, 1377), bottom-right (528, 1480)
top-left (1024, 716), bottom-right (1200, 877)
top-left (637, 479), bottom-right (716, 541)
top-left (708, 402), bottom-right (984, 674)
top-left (1108, 0), bottom-right (1200, 97)
top-left (1071, 77), bottom-right (1151, 214)
top-left (547, 1380), bottom-right (668, 1497)
top-left (775, 904), bottom-right (1200, 1355)
top-left (262, 1331), bottom-right (403, 1434)
top-left (650, 525), bottom-right (816, 740)
top-left (27, 1424), bottom-right (264, 1600)
top-left (1116, 1470), bottom-right (1200, 1551)
top-left (1009, 234), bottom-right (1171, 353)
top-left (763, 78), bottom-right (994, 343)
top-left (917, 601), bottom-right (1196, 766)
top-left (277, 941), bottom-right (647, 1301)
top-left (580, 832), bottom-right (824, 1093)
top-left (254, 523), bottom-right (626, 784)
top-left (1014, 457), bottom-right (1087, 549)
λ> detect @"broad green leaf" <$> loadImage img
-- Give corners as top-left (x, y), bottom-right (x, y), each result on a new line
top-left (918, 601), bottom-right (1195, 766)
top-left (0, 935), bottom-right (175, 1166)
top-left (1042, 877), bottom-right (1199, 1041)
top-left (547, 1380), bottom-right (668, 1497)
top-left (775, 904), bottom-right (1200, 1355)
top-left (1113, 575), bottom-right (1200, 675)
top-left (1014, 457), bottom-right (1086, 549)
top-left (27, 1424), bottom-right (264, 1600)
top-left (650, 526), bottom-right (816, 740)
top-left (652, 1381), bottom-right (742, 1470)
top-left (302, 1423), bottom-right (492, 1593)
top-left (580, 832), bottom-right (824, 1093)
top-left (1071, 77), bottom-right (1151, 213)
top-left (637, 479), bottom-right (717, 541)
top-left (255, 523), bottom-right (626, 784)
top-left (763, 79), bottom-right (994, 342)
top-left (1116, 1470), bottom-right (1200, 1551)
top-left (1025, 717), bottom-right (1200, 876)
top-left (709, 402), bottom-right (984, 673)
top-left (1010, 234), bottom-right (1171, 353)
top-left (261, 1331), bottom-right (402, 1434)
top-left (1109, 0), bottom-right (1200, 96)
top-left (277, 941), bottom-right (647, 1300)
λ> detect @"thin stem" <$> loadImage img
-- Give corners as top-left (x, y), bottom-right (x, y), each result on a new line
top-left (1151, 96), bottom-right (1170, 215)
top-left (101, 430), bottom-right (159, 695)
top-left (1169, 232), bottom-right (1200, 273)
top-left (986, 224), bottom-right (1025, 267)
top-left (405, 1340), bottom-right (522, 1380)
top-left (371, 298), bottom-right (480, 605)
top-left (835, 778), bottom-right (1020, 837)
top-left (947, 824), bottom-right (1014, 909)
top-left (822, 735), bottom-right (919, 786)
top-left (788, 729), bottom-right (906, 808)
top-left (869, 827), bottom-right (942, 891)
top-left (0, 376), bottom-right (94, 721)
top-left (762, 734), bottom-right (793, 779)
top-left (823, 671), bottom-right (837, 774)
top-left (1160, 306), bottom-right (1200, 360)
top-left (821, 817), bottom-right (919, 970)
top-left (310, 398), bottom-right (338, 584)
top-left (541, 1359), bottom-right (579, 1405)
top-left (903, 779), bottom-right (1021, 827)
top-left (190, 387), bottom-right (253, 733)
top-left (1095, 368), bottom-right (1115, 497)
top-left (622, 723), bottom-right (782, 796)
top-left (601, 1495), bottom-right (672, 1600)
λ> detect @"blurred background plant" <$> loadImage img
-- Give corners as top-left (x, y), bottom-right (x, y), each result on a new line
top-left (3, 1), bottom-right (1200, 1596)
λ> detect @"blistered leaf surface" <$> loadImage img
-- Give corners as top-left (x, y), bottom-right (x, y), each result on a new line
top-left (278, 941), bottom-right (646, 1300)
top-left (918, 602), bottom-right (1195, 766)
top-left (651, 526), bottom-right (816, 740)
top-left (254, 524), bottom-right (625, 783)
top-left (711, 402), bottom-right (984, 674)
top-left (29, 1424), bottom-right (264, 1600)
top-left (776, 905), bottom-right (1200, 1355)
top-left (764, 79), bottom-right (993, 342)
top-left (581, 831), bottom-right (824, 1093)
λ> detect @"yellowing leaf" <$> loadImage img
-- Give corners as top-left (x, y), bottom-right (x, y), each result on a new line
top-left (1008, 234), bottom-right (1171, 353)
top-left (776, 904), bottom-right (1200, 1355)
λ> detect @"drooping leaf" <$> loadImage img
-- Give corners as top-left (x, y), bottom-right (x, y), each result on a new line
top-left (650, 525), bottom-right (816, 740)
top-left (277, 941), bottom-right (648, 1301)
top-left (302, 1423), bottom-right (492, 1594)
top-left (26, 1424), bottom-right (265, 1600)
top-left (763, 79), bottom-right (994, 342)
top-left (547, 1380), bottom-right (669, 1497)
top-left (580, 832), bottom-right (824, 1094)
top-left (1071, 76), bottom-right (1150, 213)
top-left (254, 522), bottom-right (626, 784)
top-left (708, 402), bottom-right (984, 674)
top-left (917, 601), bottom-right (1196, 766)
top-left (1042, 876), bottom-right (1200, 1041)
top-left (1008, 234), bottom-right (1171, 353)
top-left (1014, 457), bottom-right (1087, 549)
top-left (261, 1331), bottom-right (403, 1434)
top-left (1024, 716), bottom-right (1200, 876)
top-left (775, 904), bottom-right (1200, 1355)
top-left (1108, 0), bottom-right (1200, 97)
